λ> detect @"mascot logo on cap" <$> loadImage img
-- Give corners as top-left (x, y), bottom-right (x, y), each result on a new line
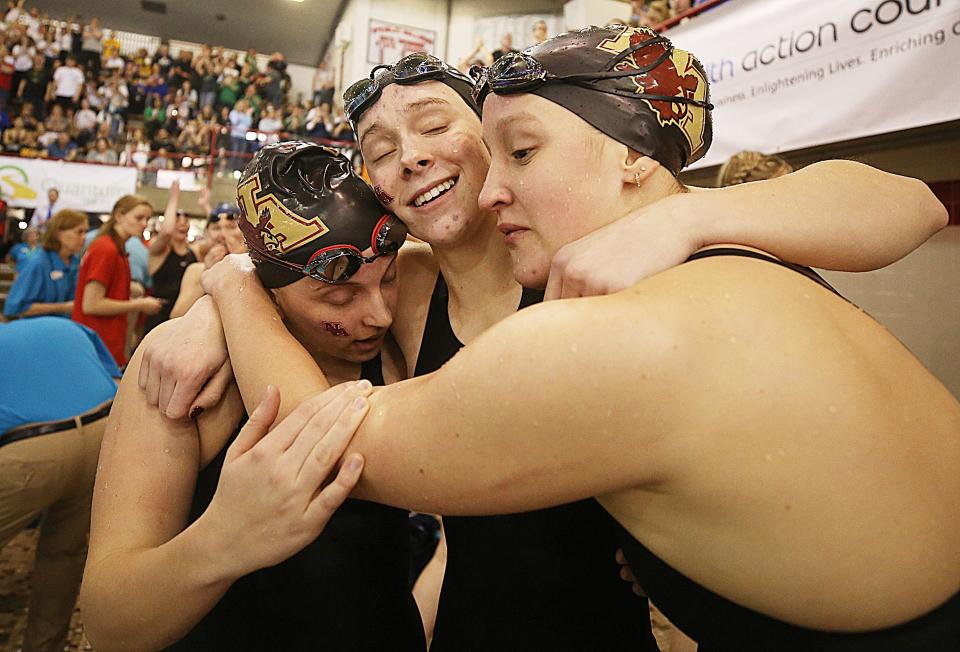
top-left (237, 173), bottom-right (330, 256)
top-left (597, 26), bottom-right (708, 160)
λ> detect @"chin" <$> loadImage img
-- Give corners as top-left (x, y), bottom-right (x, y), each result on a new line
top-left (511, 253), bottom-right (549, 290)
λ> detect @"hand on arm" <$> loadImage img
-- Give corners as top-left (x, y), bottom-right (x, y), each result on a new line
top-left (139, 295), bottom-right (233, 419)
top-left (545, 160), bottom-right (948, 299)
top-left (81, 349), bottom-right (369, 651)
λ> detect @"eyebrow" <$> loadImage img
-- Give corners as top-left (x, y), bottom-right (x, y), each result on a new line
top-left (360, 97), bottom-right (451, 149)
top-left (483, 111), bottom-right (541, 149)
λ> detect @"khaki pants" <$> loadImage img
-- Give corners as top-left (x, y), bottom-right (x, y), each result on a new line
top-left (0, 413), bottom-right (107, 652)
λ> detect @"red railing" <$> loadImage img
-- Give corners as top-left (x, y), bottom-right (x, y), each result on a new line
top-left (655, 0), bottom-right (730, 32)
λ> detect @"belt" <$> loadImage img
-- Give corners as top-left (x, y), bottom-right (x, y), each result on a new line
top-left (0, 402), bottom-right (113, 449)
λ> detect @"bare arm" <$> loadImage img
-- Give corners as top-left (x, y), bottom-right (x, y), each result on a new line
top-left (82, 337), bottom-right (369, 651)
top-left (684, 160), bottom-right (947, 271)
top-left (547, 161), bottom-right (947, 299)
top-left (80, 345), bottom-right (242, 651)
top-left (21, 300), bottom-right (72, 316)
top-left (148, 179), bottom-right (181, 257)
top-left (82, 281), bottom-right (159, 316)
top-left (169, 262), bottom-right (204, 319)
top-left (205, 257), bottom-right (330, 419)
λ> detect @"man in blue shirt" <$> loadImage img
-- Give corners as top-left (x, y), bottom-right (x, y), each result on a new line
top-left (0, 317), bottom-right (120, 652)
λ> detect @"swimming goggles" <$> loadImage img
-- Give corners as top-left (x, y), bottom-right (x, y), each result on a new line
top-left (252, 213), bottom-right (408, 284)
top-left (471, 41), bottom-right (713, 110)
top-left (344, 52), bottom-right (474, 125)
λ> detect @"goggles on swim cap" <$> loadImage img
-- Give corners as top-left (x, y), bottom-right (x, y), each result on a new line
top-left (344, 52), bottom-right (479, 129)
top-left (471, 25), bottom-right (714, 174)
top-left (471, 41), bottom-right (712, 111)
top-left (251, 213), bottom-right (407, 284)
top-left (237, 141), bottom-right (407, 287)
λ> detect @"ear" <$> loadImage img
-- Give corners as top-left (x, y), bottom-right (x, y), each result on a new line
top-left (621, 149), bottom-right (660, 189)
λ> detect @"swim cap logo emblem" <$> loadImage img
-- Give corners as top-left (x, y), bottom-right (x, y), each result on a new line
top-left (237, 174), bottom-right (330, 255)
top-left (597, 27), bottom-right (708, 159)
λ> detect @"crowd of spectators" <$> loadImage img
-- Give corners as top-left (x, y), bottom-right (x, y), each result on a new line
top-left (0, 0), bottom-right (354, 174)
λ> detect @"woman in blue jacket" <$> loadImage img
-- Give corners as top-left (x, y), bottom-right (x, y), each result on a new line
top-left (4, 210), bottom-right (88, 318)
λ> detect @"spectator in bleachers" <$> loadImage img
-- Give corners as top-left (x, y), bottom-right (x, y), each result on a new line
top-left (0, 43), bottom-right (14, 108)
top-left (42, 100), bottom-right (65, 131)
top-left (3, 208), bottom-right (85, 318)
top-left (228, 97), bottom-right (253, 166)
top-left (10, 31), bottom-right (34, 95)
top-left (50, 53), bottom-right (83, 110)
top-left (153, 42), bottom-right (172, 78)
top-left (6, 223), bottom-right (38, 270)
top-left (73, 96), bottom-right (97, 144)
top-left (312, 60), bottom-right (334, 107)
top-left (45, 125), bottom-right (76, 159)
top-left (79, 17), bottom-right (101, 75)
top-left (2, 112), bottom-right (24, 149)
top-left (16, 51), bottom-right (46, 109)
top-left (257, 103), bottom-right (282, 144)
top-left (86, 136), bottom-right (117, 164)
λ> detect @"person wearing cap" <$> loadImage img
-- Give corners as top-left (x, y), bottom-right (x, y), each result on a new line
top-left (169, 203), bottom-right (245, 319)
top-left (140, 42), bottom-right (949, 652)
top-left (233, 25), bottom-right (956, 650)
top-left (80, 142), bottom-right (425, 652)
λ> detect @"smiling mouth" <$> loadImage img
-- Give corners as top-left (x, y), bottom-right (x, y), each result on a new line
top-left (412, 177), bottom-right (458, 208)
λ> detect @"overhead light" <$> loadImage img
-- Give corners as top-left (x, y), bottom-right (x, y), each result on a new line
top-left (18, 221), bottom-right (27, 229)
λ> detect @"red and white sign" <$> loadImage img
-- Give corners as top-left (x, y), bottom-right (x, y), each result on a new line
top-left (367, 19), bottom-right (437, 65)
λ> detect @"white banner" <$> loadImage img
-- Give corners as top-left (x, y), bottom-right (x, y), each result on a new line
top-left (667, 0), bottom-right (960, 168)
top-left (0, 157), bottom-right (138, 213)
top-left (367, 19), bottom-right (437, 65)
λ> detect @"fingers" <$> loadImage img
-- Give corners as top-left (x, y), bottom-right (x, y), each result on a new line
top-left (544, 249), bottom-right (568, 301)
top-left (225, 385), bottom-right (280, 462)
top-left (157, 369), bottom-right (178, 417)
top-left (303, 454), bottom-right (364, 527)
top-left (296, 394), bottom-right (369, 488)
top-left (259, 383), bottom-right (357, 456)
top-left (615, 547), bottom-right (626, 565)
top-left (188, 360), bottom-right (235, 417)
top-left (284, 384), bottom-right (369, 468)
top-left (138, 344), bottom-right (152, 390)
top-left (143, 352), bottom-right (162, 407)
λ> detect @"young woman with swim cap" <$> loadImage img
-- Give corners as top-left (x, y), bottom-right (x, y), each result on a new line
top-left (143, 41), bottom-right (948, 651)
top-left (215, 26), bottom-right (956, 650)
top-left (81, 143), bottom-right (425, 652)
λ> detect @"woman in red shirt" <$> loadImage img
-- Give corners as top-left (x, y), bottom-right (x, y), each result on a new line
top-left (73, 195), bottom-right (164, 365)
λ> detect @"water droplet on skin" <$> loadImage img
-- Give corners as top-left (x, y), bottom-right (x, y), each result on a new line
top-left (723, 292), bottom-right (731, 299)
top-left (570, 342), bottom-right (578, 353)
top-left (764, 453), bottom-right (774, 462)
top-left (729, 336), bottom-right (736, 344)
top-left (163, 448), bottom-right (170, 454)
top-left (828, 405), bottom-right (837, 414)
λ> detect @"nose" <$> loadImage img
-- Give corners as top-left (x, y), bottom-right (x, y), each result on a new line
top-left (398, 139), bottom-right (432, 180)
top-left (478, 164), bottom-right (511, 213)
top-left (361, 289), bottom-right (393, 331)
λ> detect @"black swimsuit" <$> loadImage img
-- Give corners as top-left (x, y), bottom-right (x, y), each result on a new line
top-left (613, 249), bottom-right (960, 651)
top-left (415, 274), bottom-right (658, 652)
top-left (166, 354), bottom-right (426, 652)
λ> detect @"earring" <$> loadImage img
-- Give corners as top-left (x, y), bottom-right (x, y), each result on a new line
top-left (640, 166), bottom-right (647, 172)
top-left (634, 172), bottom-right (642, 189)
